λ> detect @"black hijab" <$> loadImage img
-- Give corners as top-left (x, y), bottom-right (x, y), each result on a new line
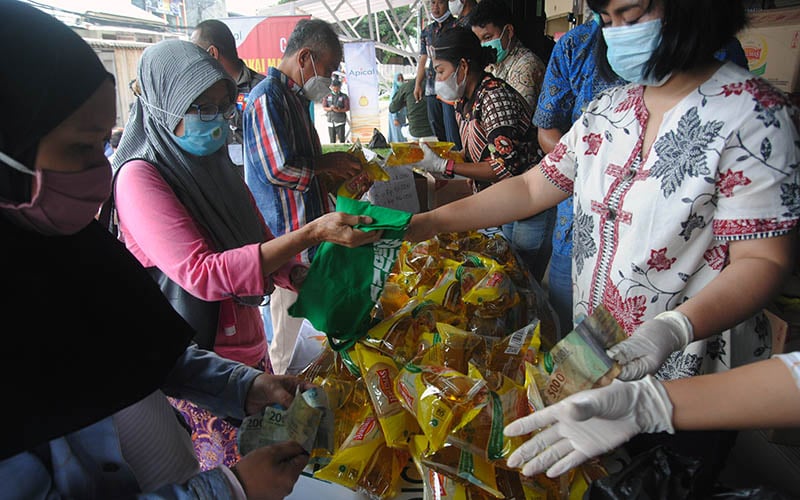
top-left (0, 1), bottom-right (192, 460)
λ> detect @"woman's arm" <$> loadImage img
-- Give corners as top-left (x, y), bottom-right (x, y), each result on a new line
top-left (676, 232), bottom-right (796, 340)
top-left (667, 356), bottom-right (800, 430)
top-left (406, 165), bottom-right (568, 242)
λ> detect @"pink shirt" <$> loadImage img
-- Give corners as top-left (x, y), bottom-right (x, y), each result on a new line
top-left (115, 160), bottom-right (296, 367)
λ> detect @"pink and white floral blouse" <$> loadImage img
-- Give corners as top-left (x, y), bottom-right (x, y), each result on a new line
top-left (540, 62), bottom-right (800, 379)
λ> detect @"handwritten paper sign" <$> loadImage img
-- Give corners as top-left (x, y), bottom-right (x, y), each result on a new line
top-left (366, 165), bottom-right (420, 213)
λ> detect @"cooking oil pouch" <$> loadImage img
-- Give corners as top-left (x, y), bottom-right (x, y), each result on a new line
top-left (419, 442), bottom-right (503, 499)
top-left (410, 435), bottom-right (469, 500)
top-left (448, 372), bottom-right (529, 463)
top-left (386, 141), bottom-right (465, 166)
top-left (394, 363), bottom-right (488, 451)
top-left (355, 343), bottom-right (420, 448)
top-left (337, 142), bottom-right (391, 199)
top-left (494, 468), bottom-right (548, 500)
top-left (289, 196), bottom-right (412, 351)
top-left (524, 362), bottom-right (546, 412)
top-left (314, 408), bottom-right (385, 490)
top-left (374, 281), bottom-right (412, 320)
top-left (363, 298), bottom-right (422, 364)
top-left (357, 445), bottom-right (408, 500)
top-left (485, 320), bottom-right (538, 384)
top-left (420, 322), bottom-right (487, 375)
top-left (543, 305), bottom-right (625, 405)
top-left (395, 240), bottom-right (442, 295)
top-left (423, 259), bottom-right (465, 313)
top-left (462, 264), bottom-right (520, 318)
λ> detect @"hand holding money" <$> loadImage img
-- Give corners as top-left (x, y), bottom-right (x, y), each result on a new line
top-left (503, 376), bottom-right (675, 478)
top-left (607, 311), bottom-right (694, 381)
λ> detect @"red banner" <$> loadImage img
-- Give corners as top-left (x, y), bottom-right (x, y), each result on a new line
top-left (221, 15), bottom-right (309, 75)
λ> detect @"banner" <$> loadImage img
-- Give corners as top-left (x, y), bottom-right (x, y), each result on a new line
top-left (221, 16), bottom-right (309, 75)
top-left (343, 41), bottom-right (380, 143)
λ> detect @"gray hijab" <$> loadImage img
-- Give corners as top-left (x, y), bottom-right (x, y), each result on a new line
top-left (113, 39), bottom-right (266, 257)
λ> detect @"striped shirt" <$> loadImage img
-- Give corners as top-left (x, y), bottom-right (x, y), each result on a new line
top-left (243, 67), bottom-right (332, 264)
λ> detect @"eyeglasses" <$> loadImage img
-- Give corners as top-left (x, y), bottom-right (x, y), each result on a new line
top-left (187, 102), bottom-right (236, 122)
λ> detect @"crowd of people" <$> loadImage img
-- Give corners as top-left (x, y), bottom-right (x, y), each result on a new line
top-left (1, 0), bottom-right (798, 498)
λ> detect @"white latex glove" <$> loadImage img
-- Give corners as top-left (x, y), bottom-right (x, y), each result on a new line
top-left (606, 310), bottom-right (694, 381)
top-left (503, 376), bottom-right (674, 478)
top-left (411, 142), bottom-right (448, 174)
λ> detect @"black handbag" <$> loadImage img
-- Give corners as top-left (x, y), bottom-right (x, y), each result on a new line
top-left (100, 161), bottom-right (220, 351)
top-left (145, 267), bottom-right (219, 351)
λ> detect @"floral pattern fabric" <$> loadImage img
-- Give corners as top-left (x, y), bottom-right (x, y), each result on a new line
top-left (540, 63), bottom-right (800, 379)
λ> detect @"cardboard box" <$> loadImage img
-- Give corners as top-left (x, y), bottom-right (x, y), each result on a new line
top-left (737, 7), bottom-right (800, 93)
top-left (546, 0), bottom-right (574, 19)
top-left (416, 172), bottom-right (474, 211)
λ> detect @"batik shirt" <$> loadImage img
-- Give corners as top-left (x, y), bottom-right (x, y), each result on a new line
top-left (487, 38), bottom-right (547, 112)
top-left (420, 15), bottom-right (458, 96)
top-left (533, 20), bottom-right (625, 262)
top-left (540, 63), bottom-right (800, 379)
top-left (243, 67), bottom-right (331, 265)
top-left (455, 74), bottom-right (537, 182)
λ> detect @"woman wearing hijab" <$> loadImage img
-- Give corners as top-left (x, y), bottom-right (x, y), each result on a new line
top-left (0, 1), bottom-right (339, 496)
top-left (387, 73), bottom-right (407, 143)
top-left (112, 39), bottom-right (378, 471)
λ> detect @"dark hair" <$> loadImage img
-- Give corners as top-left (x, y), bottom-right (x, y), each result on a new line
top-left (284, 19), bottom-right (342, 60)
top-left (586, 0), bottom-right (748, 82)
top-left (194, 19), bottom-right (238, 61)
top-left (431, 26), bottom-right (497, 73)
top-left (469, 0), bottom-right (513, 30)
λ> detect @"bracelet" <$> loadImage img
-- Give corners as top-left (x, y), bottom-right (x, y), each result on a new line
top-left (443, 159), bottom-right (455, 178)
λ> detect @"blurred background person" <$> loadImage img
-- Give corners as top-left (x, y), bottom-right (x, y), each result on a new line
top-left (387, 72), bottom-right (407, 143)
top-left (191, 18), bottom-right (265, 175)
top-left (322, 76), bottom-right (350, 144)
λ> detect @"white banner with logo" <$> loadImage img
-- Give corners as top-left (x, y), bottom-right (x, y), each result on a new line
top-left (343, 41), bottom-right (380, 143)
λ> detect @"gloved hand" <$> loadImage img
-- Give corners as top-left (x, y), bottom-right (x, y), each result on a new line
top-left (410, 142), bottom-right (448, 174)
top-left (503, 376), bottom-right (674, 478)
top-left (607, 310), bottom-right (694, 381)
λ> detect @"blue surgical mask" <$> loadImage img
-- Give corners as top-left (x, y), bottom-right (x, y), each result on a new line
top-left (171, 113), bottom-right (228, 156)
top-left (481, 25), bottom-right (509, 63)
top-left (603, 18), bottom-right (671, 86)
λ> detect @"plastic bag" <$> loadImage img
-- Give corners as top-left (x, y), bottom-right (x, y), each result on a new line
top-left (289, 196), bottom-right (411, 351)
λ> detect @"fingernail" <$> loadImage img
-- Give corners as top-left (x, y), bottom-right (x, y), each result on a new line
top-left (506, 455), bottom-right (520, 468)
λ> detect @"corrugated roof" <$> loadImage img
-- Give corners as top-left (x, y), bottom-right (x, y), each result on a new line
top-left (256, 0), bottom-right (421, 26)
top-left (24, 0), bottom-right (167, 26)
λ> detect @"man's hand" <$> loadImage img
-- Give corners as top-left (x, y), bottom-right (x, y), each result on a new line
top-left (504, 377), bottom-right (674, 478)
top-left (607, 311), bottom-right (694, 380)
top-left (245, 374), bottom-right (314, 415)
top-left (316, 151), bottom-right (362, 180)
top-left (231, 441), bottom-right (309, 499)
top-left (413, 81), bottom-right (424, 103)
top-left (307, 212), bottom-right (382, 248)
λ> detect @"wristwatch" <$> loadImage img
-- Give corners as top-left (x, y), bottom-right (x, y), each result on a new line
top-left (443, 159), bottom-right (455, 178)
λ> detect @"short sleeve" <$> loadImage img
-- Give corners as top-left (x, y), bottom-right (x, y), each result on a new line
top-left (713, 83), bottom-right (800, 240)
top-left (539, 119), bottom-right (581, 194)
top-left (773, 352), bottom-right (800, 393)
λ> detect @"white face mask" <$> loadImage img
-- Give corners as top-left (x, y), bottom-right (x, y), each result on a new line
top-left (434, 63), bottom-right (466, 102)
top-left (300, 53), bottom-right (332, 102)
top-left (448, 0), bottom-right (463, 17)
top-left (431, 10), bottom-right (452, 24)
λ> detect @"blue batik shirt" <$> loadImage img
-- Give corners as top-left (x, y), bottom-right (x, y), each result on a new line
top-left (533, 20), bottom-right (624, 259)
